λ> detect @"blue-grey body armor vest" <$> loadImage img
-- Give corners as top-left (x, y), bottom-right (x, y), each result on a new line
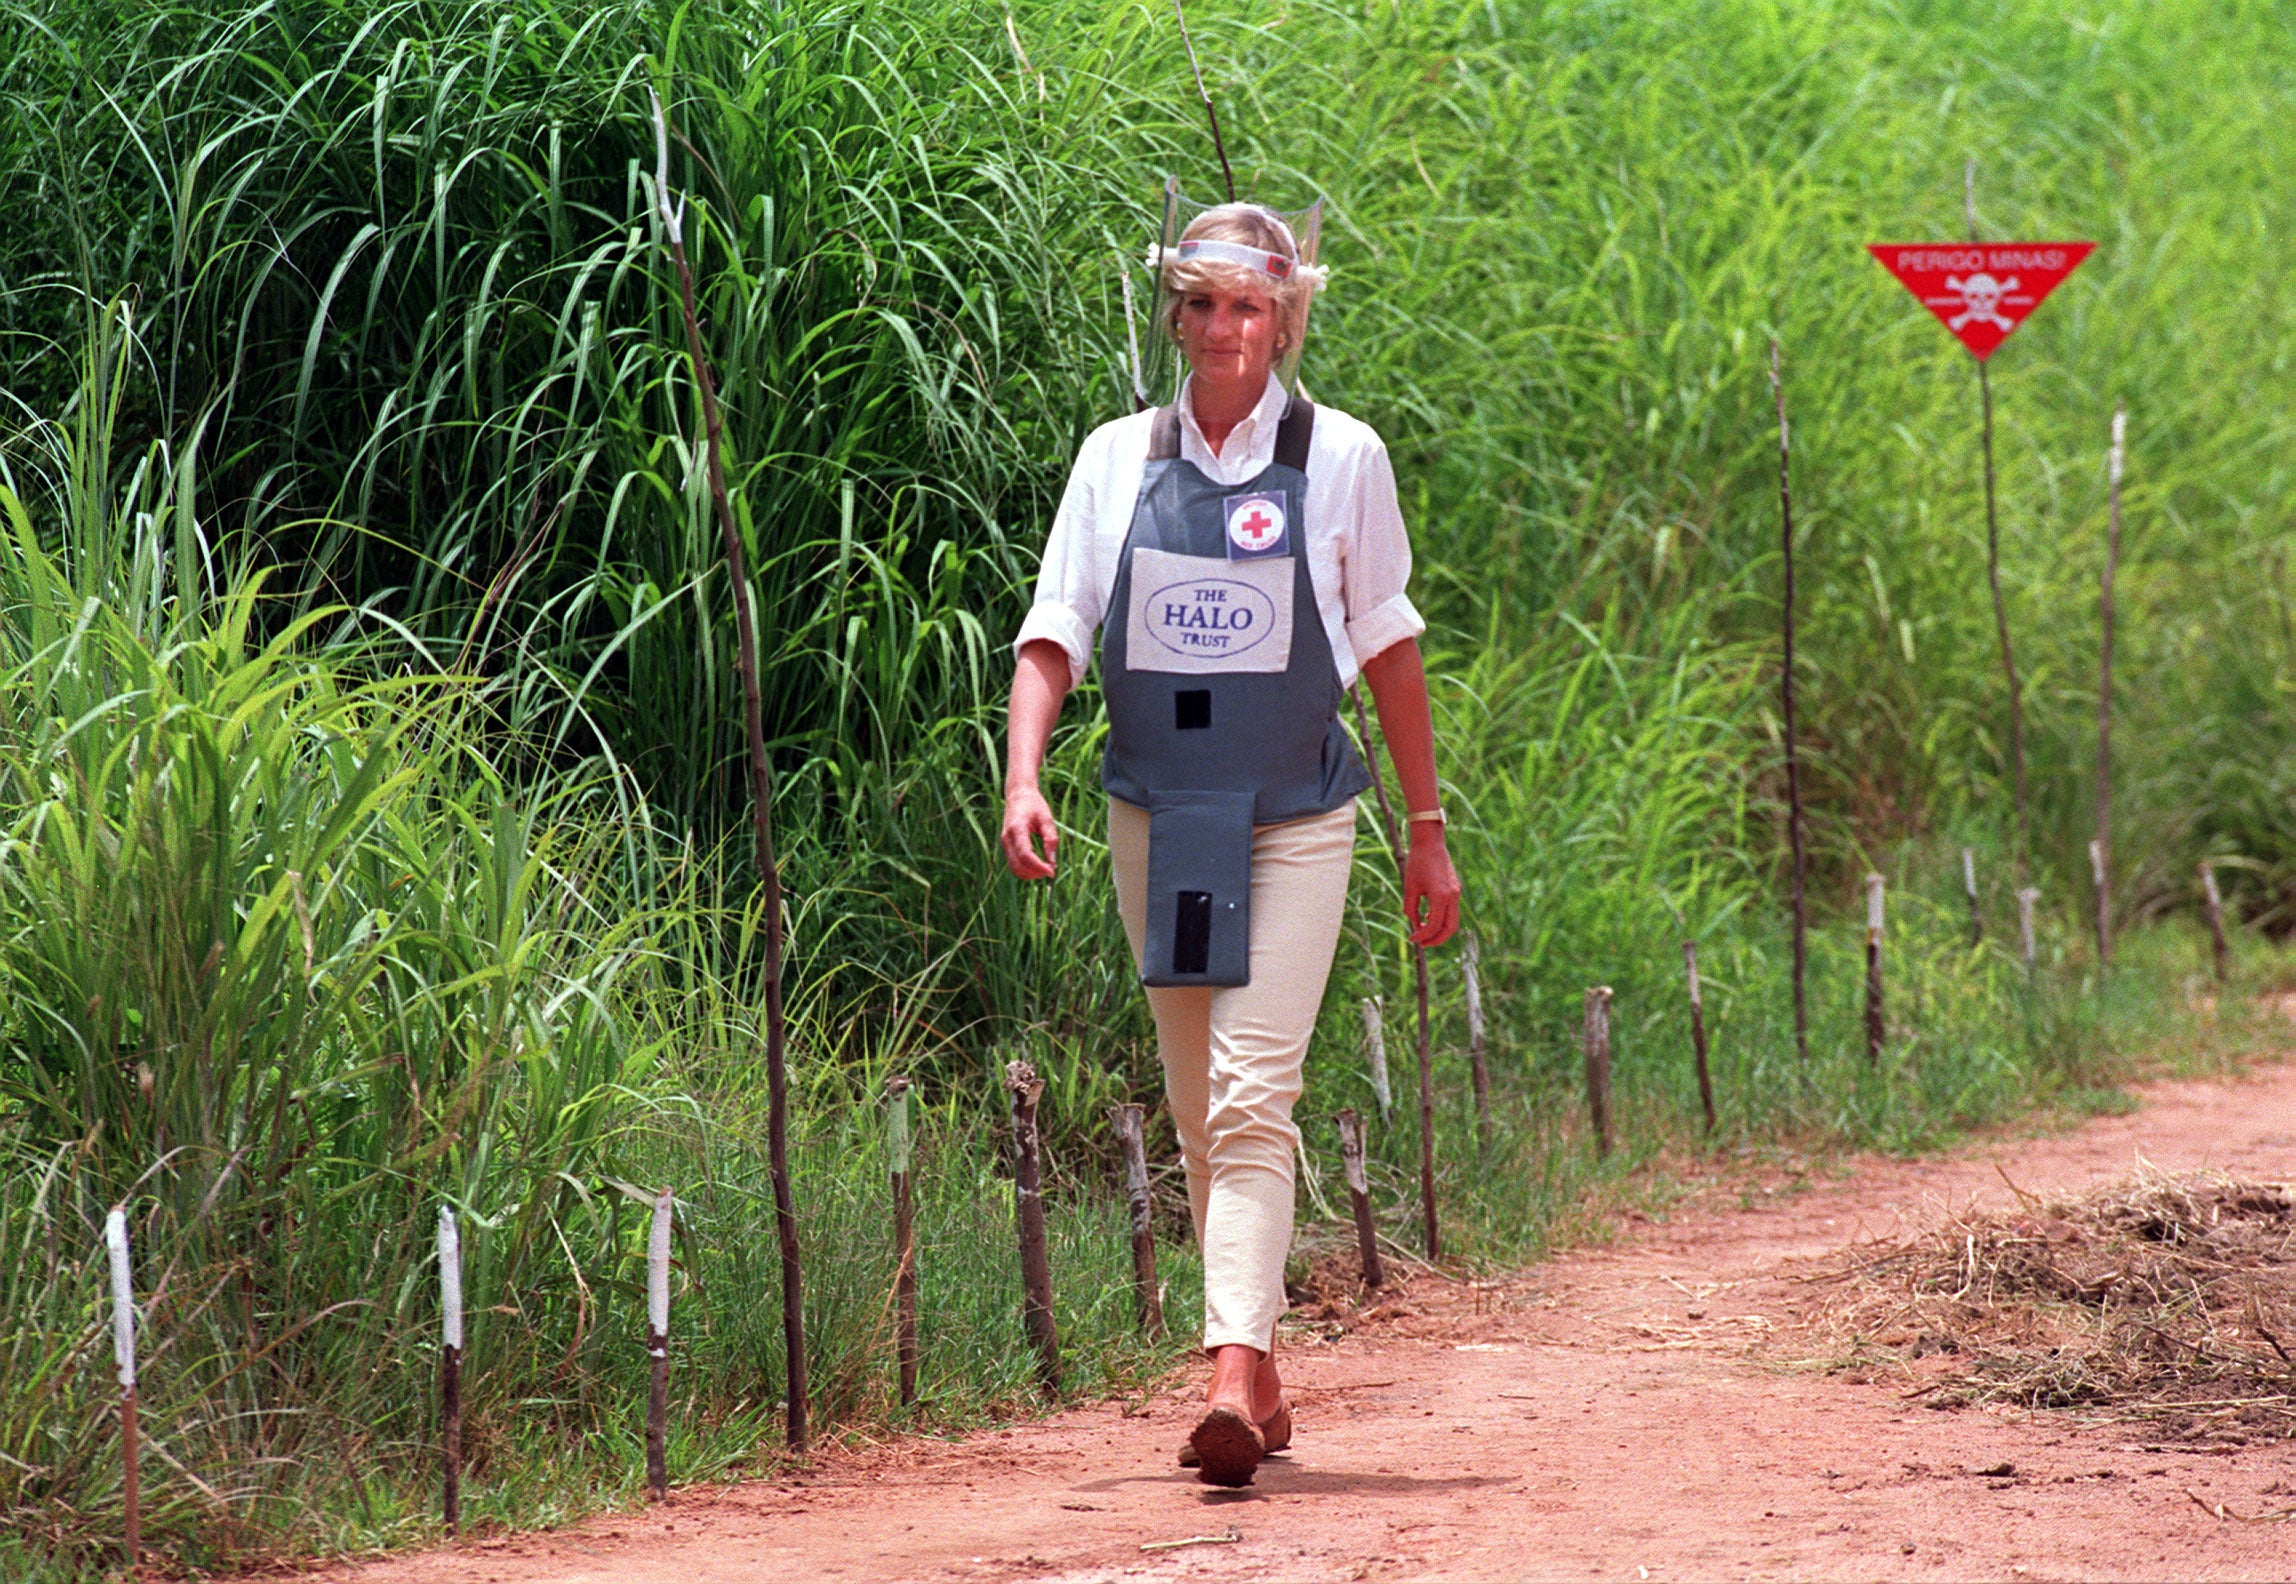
top-left (1100, 398), bottom-right (1373, 987)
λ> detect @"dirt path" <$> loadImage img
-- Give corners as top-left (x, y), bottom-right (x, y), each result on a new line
top-left (344, 1061), bottom-right (2296, 1583)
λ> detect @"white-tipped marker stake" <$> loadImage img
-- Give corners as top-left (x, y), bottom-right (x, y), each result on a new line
top-left (2199, 862), bottom-right (2230, 984)
top-left (1108, 1103), bottom-right (1164, 1339)
top-left (887, 1077), bottom-right (920, 1406)
top-left (2096, 404), bottom-right (2125, 973)
top-left (1360, 997), bottom-right (1392, 1122)
top-left (106, 1207), bottom-right (139, 1576)
top-left (1582, 987), bottom-right (1615, 1158)
top-left (646, 1187), bottom-right (672, 1500)
top-left (1683, 941), bottom-right (1716, 1134)
top-left (1333, 1109), bottom-right (1383, 1289)
top-left (1864, 875), bottom-right (1887, 1063)
top-left (439, 1206), bottom-right (463, 1535)
top-left (1463, 934), bottom-right (1491, 1148)
top-left (1961, 847), bottom-right (1983, 946)
top-left (2017, 887), bottom-right (2041, 972)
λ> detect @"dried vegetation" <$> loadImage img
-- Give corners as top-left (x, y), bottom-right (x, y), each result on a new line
top-left (1804, 1169), bottom-right (2296, 1443)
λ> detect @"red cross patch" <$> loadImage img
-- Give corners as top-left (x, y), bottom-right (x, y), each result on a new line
top-left (1223, 492), bottom-right (1289, 560)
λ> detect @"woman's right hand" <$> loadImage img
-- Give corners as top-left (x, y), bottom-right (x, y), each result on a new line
top-left (1001, 784), bottom-right (1060, 880)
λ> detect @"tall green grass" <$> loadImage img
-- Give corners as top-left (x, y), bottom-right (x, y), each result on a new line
top-left (5, 0), bottom-right (2296, 1572)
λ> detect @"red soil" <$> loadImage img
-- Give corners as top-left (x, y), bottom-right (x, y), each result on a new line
top-left (338, 1056), bottom-right (2296, 1582)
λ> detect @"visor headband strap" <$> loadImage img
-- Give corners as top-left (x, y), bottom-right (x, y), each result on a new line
top-left (1146, 238), bottom-right (1326, 291)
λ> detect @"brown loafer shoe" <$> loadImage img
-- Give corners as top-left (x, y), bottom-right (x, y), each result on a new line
top-left (1187, 1405), bottom-right (1264, 1487)
top-left (1178, 1399), bottom-right (1290, 1467)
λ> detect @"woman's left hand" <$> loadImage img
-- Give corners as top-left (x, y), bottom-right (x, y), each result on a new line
top-left (1403, 830), bottom-right (1462, 948)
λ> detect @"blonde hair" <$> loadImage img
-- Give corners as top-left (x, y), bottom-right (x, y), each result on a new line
top-left (1153, 203), bottom-right (1327, 352)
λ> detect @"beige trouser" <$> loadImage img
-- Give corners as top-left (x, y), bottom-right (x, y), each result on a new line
top-left (1109, 796), bottom-right (1358, 1353)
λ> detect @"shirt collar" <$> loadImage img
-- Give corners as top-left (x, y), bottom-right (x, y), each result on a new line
top-left (1176, 373), bottom-right (1291, 476)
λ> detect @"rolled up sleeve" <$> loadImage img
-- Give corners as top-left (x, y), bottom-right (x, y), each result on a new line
top-left (1013, 447), bottom-right (1105, 690)
top-left (1339, 435), bottom-right (1426, 669)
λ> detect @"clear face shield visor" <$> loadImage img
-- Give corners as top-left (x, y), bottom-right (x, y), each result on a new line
top-left (1134, 177), bottom-right (1325, 405)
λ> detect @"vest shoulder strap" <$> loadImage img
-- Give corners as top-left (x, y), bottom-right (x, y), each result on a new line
top-left (1147, 405), bottom-right (1181, 461)
top-left (1273, 397), bottom-right (1316, 473)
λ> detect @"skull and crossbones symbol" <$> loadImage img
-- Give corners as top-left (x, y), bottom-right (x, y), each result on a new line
top-left (1945, 272), bottom-right (2019, 333)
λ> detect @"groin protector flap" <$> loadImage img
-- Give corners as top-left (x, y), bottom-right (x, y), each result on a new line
top-left (1123, 547), bottom-right (1293, 675)
top-left (1141, 789), bottom-right (1255, 987)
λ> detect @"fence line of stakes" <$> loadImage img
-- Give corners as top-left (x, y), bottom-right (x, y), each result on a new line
top-left (1333, 1108), bottom-right (1384, 1289)
top-left (1005, 1060), bottom-right (1062, 1398)
top-left (1110, 1102), bottom-right (1165, 1338)
top-left (1863, 875), bottom-right (1888, 1063)
top-left (646, 1186), bottom-right (673, 1501)
top-left (1682, 942), bottom-right (1717, 1133)
top-left (888, 1076), bottom-right (920, 1407)
top-left (2200, 861), bottom-right (2230, 984)
top-left (1463, 933), bottom-right (1491, 1150)
top-left (1582, 986), bottom-right (1615, 1158)
top-left (438, 1207), bottom-right (463, 1536)
top-left (106, 1206), bottom-right (139, 1579)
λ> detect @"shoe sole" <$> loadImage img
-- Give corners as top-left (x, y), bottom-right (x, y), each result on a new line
top-left (1188, 1406), bottom-right (1264, 1488)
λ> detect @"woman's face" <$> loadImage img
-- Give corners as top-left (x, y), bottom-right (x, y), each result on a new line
top-left (1176, 279), bottom-right (1283, 391)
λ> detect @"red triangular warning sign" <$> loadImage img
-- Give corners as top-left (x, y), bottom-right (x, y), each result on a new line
top-left (1867, 242), bottom-right (2095, 361)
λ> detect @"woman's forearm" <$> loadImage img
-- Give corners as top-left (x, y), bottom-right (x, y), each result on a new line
top-left (1359, 638), bottom-right (1442, 813)
top-left (1006, 640), bottom-right (1073, 793)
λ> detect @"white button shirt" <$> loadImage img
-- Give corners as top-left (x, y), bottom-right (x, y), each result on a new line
top-left (1013, 374), bottom-right (1425, 691)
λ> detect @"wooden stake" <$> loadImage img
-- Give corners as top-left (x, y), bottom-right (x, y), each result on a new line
top-left (1969, 158), bottom-right (2030, 861)
top-left (1348, 689), bottom-right (1438, 1258)
top-left (106, 1207), bottom-right (138, 1578)
top-left (1683, 942), bottom-right (1716, 1134)
top-left (1109, 1103), bottom-right (1164, 1339)
top-left (1864, 874), bottom-right (1887, 1064)
top-left (1334, 1109), bottom-right (1384, 1290)
top-left (1005, 1061), bottom-right (1061, 1398)
top-left (438, 1206), bottom-right (463, 1536)
top-left (1463, 933), bottom-right (1491, 1150)
top-left (645, 1186), bottom-right (671, 1501)
top-left (648, 92), bottom-right (804, 1451)
top-left (887, 1077), bottom-right (919, 1408)
top-left (2200, 861), bottom-right (2230, 984)
top-left (1962, 847), bottom-right (1983, 946)
top-left (1359, 997), bottom-right (1392, 1122)
top-left (1771, 342), bottom-right (1810, 1065)
top-left (2016, 886), bottom-right (2040, 972)
top-left (2095, 403), bottom-right (2124, 971)
top-left (1582, 987), bottom-right (1615, 1158)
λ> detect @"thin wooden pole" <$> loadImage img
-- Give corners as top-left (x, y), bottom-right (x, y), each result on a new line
top-left (2017, 886), bottom-right (2040, 972)
top-left (1771, 342), bottom-right (1810, 1065)
top-left (1683, 942), bottom-right (1716, 1134)
top-left (645, 1186), bottom-right (671, 1501)
top-left (1334, 1109), bottom-right (1384, 1289)
top-left (1109, 1103), bottom-right (1164, 1338)
top-left (649, 91), bottom-right (804, 1452)
top-left (887, 1077), bottom-right (919, 1408)
top-left (1005, 1061), bottom-right (1061, 1398)
top-left (438, 1207), bottom-right (463, 1536)
top-left (1864, 874), bottom-right (1887, 1064)
top-left (2095, 403), bottom-right (2124, 971)
top-left (1582, 987), bottom-right (1615, 1158)
top-left (106, 1207), bottom-right (138, 1578)
top-left (1969, 159), bottom-right (2029, 861)
top-left (1962, 846), bottom-right (1983, 947)
top-left (1359, 996), bottom-right (1392, 1122)
top-left (1349, 689), bottom-right (1438, 1258)
top-left (1170, 0), bottom-right (1236, 202)
top-left (2200, 862), bottom-right (2230, 984)
top-left (1463, 933), bottom-right (1491, 1150)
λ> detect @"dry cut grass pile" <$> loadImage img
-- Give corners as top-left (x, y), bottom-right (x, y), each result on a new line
top-left (1803, 1168), bottom-right (2296, 1444)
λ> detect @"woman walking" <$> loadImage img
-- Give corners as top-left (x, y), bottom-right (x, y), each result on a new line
top-left (1001, 200), bottom-right (1459, 1487)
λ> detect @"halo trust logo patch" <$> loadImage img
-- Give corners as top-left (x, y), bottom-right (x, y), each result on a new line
top-left (1223, 491), bottom-right (1289, 560)
top-left (1143, 575), bottom-right (1278, 661)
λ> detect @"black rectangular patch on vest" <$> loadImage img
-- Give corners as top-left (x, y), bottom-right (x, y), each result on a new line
top-left (1171, 891), bottom-right (1213, 974)
top-left (1174, 689), bottom-right (1211, 730)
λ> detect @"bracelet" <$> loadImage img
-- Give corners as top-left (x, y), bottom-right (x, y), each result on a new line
top-left (1406, 808), bottom-right (1447, 827)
